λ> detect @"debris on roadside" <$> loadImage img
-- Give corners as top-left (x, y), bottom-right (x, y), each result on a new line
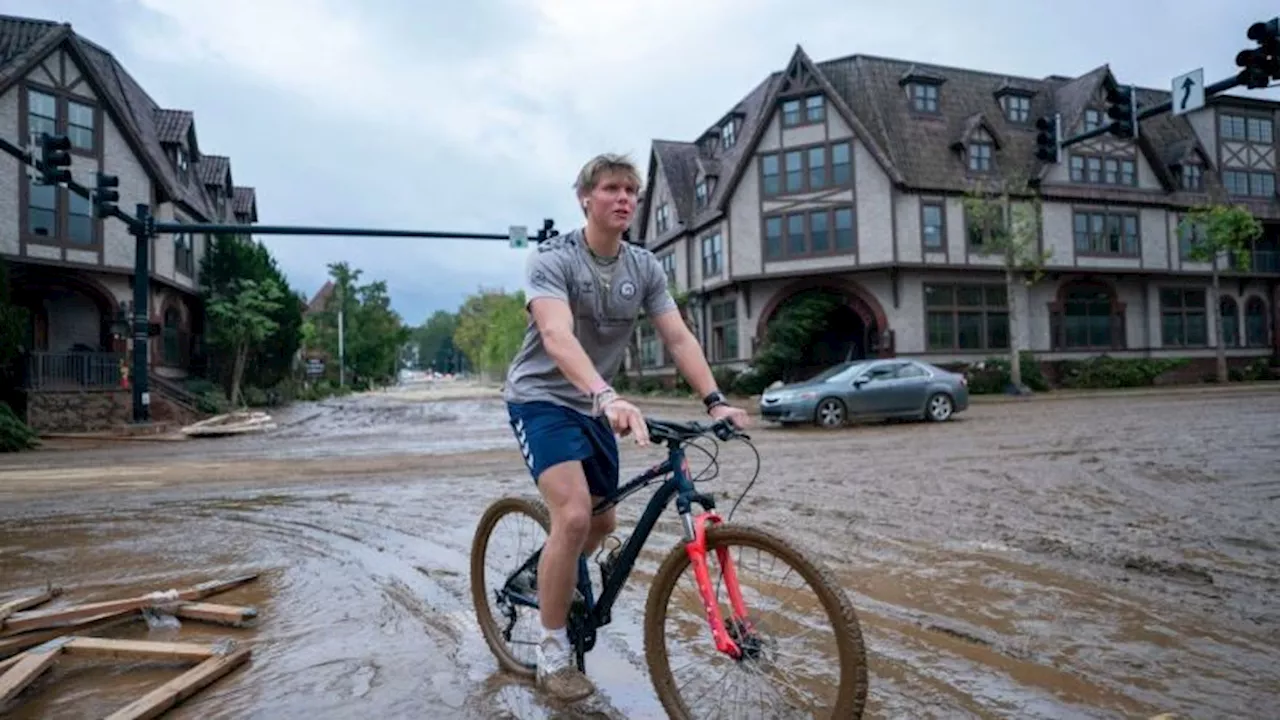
top-left (181, 411), bottom-right (277, 438)
top-left (0, 572), bottom-right (261, 718)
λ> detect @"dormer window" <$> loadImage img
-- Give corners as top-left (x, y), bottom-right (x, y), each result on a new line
top-left (968, 142), bottom-right (992, 172)
top-left (695, 180), bottom-right (708, 210)
top-left (1180, 164), bottom-right (1203, 191)
top-left (175, 147), bottom-right (189, 179)
top-left (1002, 94), bottom-right (1031, 123)
top-left (1084, 109), bottom-right (1103, 132)
top-left (720, 121), bottom-right (737, 149)
top-left (910, 83), bottom-right (938, 113)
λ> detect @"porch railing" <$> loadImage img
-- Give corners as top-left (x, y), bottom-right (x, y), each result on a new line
top-left (25, 352), bottom-right (125, 391)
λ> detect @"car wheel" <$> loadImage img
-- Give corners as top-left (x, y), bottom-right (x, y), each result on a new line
top-left (926, 392), bottom-right (953, 422)
top-left (814, 398), bottom-right (846, 429)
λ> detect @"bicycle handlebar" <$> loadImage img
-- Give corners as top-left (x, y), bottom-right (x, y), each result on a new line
top-left (645, 416), bottom-right (747, 444)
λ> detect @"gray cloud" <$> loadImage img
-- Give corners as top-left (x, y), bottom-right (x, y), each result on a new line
top-left (3, 0), bottom-right (1276, 326)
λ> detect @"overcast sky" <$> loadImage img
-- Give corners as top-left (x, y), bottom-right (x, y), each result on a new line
top-left (3, 0), bottom-right (1278, 325)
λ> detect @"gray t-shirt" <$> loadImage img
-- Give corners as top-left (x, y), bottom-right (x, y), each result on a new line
top-left (503, 228), bottom-right (678, 415)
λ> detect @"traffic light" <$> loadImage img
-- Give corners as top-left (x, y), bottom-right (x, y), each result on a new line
top-left (534, 218), bottom-right (557, 243)
top-left (1237, 17), bottom-right (1280, 89)
top-left (94, 172), bottom-right (120, 218)
top-left (1034, 113), bottom-right (1062, 163)
top-left (1104, 82), bottom-right (1138, 139)
top-left (38, 133), bottom-right (72, 185)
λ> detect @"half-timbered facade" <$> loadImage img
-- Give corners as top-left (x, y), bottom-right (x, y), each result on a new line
top-left (0, 15), bottom-right (260, 410)
top-left (632, 46), bottom-right (1279, 379)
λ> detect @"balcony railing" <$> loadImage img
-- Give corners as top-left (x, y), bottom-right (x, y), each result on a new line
top-left (1229, 249), bottom-right (1280, 273)
top-left (25, 352), bottom-right (124, 390)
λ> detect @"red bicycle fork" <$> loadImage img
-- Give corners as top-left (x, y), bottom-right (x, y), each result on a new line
top-left (682, 511), bottom-right (753, 659)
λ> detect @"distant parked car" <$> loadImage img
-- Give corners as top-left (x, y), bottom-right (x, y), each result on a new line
top-left (759, 358), bottom-right (969, 428)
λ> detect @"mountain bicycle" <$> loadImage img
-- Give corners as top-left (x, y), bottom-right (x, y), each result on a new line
top-left (469, 415), bottom-right (868, 718)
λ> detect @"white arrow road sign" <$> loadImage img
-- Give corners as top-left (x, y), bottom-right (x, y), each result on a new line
top-left (1172, 68), bottom-right (1205, 116)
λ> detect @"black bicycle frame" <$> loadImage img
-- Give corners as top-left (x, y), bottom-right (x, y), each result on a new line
top-left (501, 436), bottom-right (717, 637)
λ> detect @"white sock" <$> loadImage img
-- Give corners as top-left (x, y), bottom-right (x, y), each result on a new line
top-left (538, 625), bottom-right (570, 671)
top-left (541, 624), bottom-right (569, 647)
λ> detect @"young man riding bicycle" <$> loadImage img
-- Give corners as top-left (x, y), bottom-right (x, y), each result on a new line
top-left (503, 152), bottom-right (750, 701)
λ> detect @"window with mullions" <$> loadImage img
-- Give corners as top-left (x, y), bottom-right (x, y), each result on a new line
top-left (759, 142), bottom-right (850, 197)
top-left (1073, 210), bottom-right (1139, 256)
top-left (764, 207), bottom-right (854, 261)
top-left (710, 299), bottom-right (738, 361)
top-left (1160, 288), bottom-right (1207, 347)
top-left (1050, 283), bottom-right (1125, 350)
top-left (924, 284), bottom-right (1008, 351)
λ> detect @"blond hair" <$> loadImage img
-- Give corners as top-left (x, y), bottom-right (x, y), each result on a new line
top-left (574, 153), bottom-right (642, 202)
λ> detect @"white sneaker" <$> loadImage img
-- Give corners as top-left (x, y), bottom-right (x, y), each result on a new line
top-left (535, 635), bottom-right (595, 701)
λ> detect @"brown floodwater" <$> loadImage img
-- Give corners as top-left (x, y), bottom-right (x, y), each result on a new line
top-left (1, 387), bottom-right (1278, 718)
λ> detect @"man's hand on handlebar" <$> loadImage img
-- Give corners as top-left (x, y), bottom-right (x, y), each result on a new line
top-left (708, 402), bottom-right (750, 431)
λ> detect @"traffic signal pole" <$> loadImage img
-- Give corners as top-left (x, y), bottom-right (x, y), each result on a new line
top-left (0, 135), bottom-right (553, 425)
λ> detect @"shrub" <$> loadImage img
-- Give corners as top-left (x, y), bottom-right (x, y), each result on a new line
top-left (0, 402), bottom-right (38, 452)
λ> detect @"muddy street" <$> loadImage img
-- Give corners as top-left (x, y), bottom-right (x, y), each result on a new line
top-left (1, 387), bottom-right (1278, 718)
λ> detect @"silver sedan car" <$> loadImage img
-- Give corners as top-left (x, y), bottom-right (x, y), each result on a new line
top-left (758, 358), bottom-right (969, 428)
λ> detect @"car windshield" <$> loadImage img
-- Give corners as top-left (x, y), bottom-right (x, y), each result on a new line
top-left (806, 361), bottom-right (868, 383)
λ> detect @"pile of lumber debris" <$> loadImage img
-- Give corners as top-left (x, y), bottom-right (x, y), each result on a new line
top-left (0, 572), bottom-right (260, 719)
top-left (180, 411), bottom-right (276, 438)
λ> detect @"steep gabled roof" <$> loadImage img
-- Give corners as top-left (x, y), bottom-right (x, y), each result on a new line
top-left (640, 45), bottom-right (1238, 229)
top-left (197, 154), bottom-right (232, 188)
top-left (153, 108), bottom-right (192, 145)
top-left (0, 14), bottom-right (219, 221)
top-left (233, 186), bottom-right (258, 222)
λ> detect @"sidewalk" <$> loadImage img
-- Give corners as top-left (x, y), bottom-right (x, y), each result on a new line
top-left (633, 381), bottom-right (1280, 415)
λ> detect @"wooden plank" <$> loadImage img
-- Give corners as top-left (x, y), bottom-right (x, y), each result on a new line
top-left (63, 637), bottom-right (217, 663)
top-left (1, 574), bottom-right (258, 636)
top-left (172, 602), bottom-right (258, 626)
top-left (0, 612), bottom-right (134, 659)
top-left (0, 642), bottom-right (64, 703)
top-left (0, 587), bottom-right (63, 623)
top-left (103, 646), bottom-right (251, 720)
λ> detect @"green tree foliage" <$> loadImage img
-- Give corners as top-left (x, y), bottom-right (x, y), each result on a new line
top-left (206, 278), bottom-right (286, 407)
top-left (453, 289), bottom-right (528, 380)
top-left (0, 259), bottom-right (36, 452)
top-left (200, 234), bottom-right (304, 395)
top-left (310, 262), bottom-right (411, 387)
top-left (962, 174), bottom-right (1053, 393)
top-left (413, 310), bottom-right (464, 373)
top-left (1179, 203), bottom-right (1264, 383)
top-left (740, 290), bottom-right (844, 393)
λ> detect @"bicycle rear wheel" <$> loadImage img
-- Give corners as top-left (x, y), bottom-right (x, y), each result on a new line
top-left (470, 496), bottom-right (550, 678)
top-left (643, 523), bottom-right (868, 719)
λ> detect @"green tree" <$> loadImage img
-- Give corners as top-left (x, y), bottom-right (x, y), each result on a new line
top-left (311, 262), bottom-right (410, 387)
top-left (414, 310), bottom-right (461, 371)
top-left (453, 289), bottom-right (528, 380)
top-left (207, 278), bottom-right (286, 407)
top-left (200, 234), bottom-right (303, 394)
top-left (962, 173), bottom-right (1053, 393)
top-left (1179, 203), bottom-right (1264, 383)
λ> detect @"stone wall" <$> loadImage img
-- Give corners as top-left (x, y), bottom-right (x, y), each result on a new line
top-left (25, 390), bottom-right (204, 433)
top-left (27, 390), bottom-right (131, 433)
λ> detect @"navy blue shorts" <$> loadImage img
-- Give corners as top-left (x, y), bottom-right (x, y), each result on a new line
top-left (507, 400), bottom-right (619, 499)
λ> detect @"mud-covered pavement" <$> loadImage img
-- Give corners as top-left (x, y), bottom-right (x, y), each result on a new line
top-left (1, 385), bottom-right (1278, 718)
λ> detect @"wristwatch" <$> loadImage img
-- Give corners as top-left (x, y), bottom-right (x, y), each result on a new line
top-left (702, 390), bottom-right (728, 413)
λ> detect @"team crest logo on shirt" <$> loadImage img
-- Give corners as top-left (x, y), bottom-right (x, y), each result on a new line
top-left (619, 280), bottom-right (637, 299)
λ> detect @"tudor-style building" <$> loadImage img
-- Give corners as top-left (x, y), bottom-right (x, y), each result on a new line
top-left (632, 46), bottom-right (1279, 380)
top-left (0, 14), bottom-right (260, 427)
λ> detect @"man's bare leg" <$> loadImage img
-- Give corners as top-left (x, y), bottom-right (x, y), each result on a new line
top-left (533, 459), bottom-right (596, 701)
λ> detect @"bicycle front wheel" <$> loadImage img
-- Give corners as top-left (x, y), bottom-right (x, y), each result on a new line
top-left (643, 523), bottom-right (868, 719)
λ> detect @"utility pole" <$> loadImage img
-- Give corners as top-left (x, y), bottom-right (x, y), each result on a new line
top-left (337, 281), bottom-right (345, 388)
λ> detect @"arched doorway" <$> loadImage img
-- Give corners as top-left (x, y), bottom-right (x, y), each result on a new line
top-left (8, 270), bottom-right (119, 352)
top-left (755, 280), bottom-right (890, 381)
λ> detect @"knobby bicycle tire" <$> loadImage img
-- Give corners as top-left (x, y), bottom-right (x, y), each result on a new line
top-left (469, 495), bottom-right (551, 678)
top-left (642, 523), bottom-right (869, 719)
